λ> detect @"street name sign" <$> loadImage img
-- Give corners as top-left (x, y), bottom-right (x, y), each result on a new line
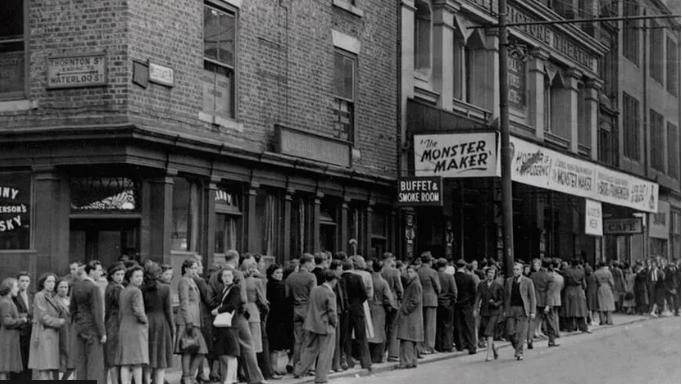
top-left (47, 53), bottom-right (107, 89)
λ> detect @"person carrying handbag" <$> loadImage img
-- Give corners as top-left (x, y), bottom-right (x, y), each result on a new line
top-left (211, 268), bottom-right (241, 384)
top-left (174, 259), bottom-right (208, 384)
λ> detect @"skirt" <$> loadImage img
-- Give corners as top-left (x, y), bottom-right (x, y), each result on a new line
top-left (249, 322), bottom-right (263, 353)
top-left (479, 315), bottom-right (500, 338)
top-left (213, 327), bottom-right (240, 357)
top-left (173, 325), bottom-right (208, 355)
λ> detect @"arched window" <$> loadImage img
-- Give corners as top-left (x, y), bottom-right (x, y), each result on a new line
top-left (414, 0), bottom-right (432, 77)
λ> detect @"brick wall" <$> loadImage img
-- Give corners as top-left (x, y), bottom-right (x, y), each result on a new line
top-left (1, 0), bottom-right (398, 178)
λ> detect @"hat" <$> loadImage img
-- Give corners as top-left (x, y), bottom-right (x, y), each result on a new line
top-left (456, 259), bottom-right (467, 268)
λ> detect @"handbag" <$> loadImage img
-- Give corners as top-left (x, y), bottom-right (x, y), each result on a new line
top-left (213, 287), bottom-right (234, 328)
top-left (179, 327), bottom-right (200, 354)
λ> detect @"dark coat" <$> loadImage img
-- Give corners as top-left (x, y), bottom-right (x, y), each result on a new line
top-left (312, 267), bottom-right (326, 286)
top-left (144, 282), bottom-right (174, 368)
top-left (285, 270), bottom-right (317, 319)
top-left (396, 277), bottom-right (424, 342)
top-left (475, 281), bottom-right (504, 316)
top-left (266, 279), bottom-right (293, 352)
top-left (454, 270), bottom-right (477, 307)
top-left (104, 282), bottom-right (123, 367)
top-left (417, 265), bottom-right (441, 308)
top-left (342, 271), bottom-right (368, 317)
top-left (530, 270), bottom-right (553, 308)
top-left (437, 271), bottom-right (457, 308)
top-left (0, 296), bottom-right (23, 372)
top-left (70, 278), bottom-right (106, 341)
top-left (213, 285), bottom-right (241, 357)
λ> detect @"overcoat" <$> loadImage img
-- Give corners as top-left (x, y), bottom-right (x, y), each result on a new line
top-left (561, 267), bottom-right (588, 317)
top-left (586, 272), bottom-right (599, 312)
top-left (104, 282), bottom-right (123, 367)
top-left (0, 295), bottom-right (24, 372)
top-left (594, 268), bottom-right (616, 312)
top-left (115, 285), bottom-right (149, 365)
top-left (417, 265), bottom-right (441, 308)
top-left (144, 283), bottom-right (174, 368)
top-left (265, 279), bottom-right (292, 351)
top-left (396, 277), bottom-right (424, 342)
top-left (28, 291), bottom-right (65, 370)
top-left (368, 273), bottom-right (394, 343)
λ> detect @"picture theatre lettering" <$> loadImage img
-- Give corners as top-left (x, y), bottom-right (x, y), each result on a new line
top-left (414, 132), bottom-right (498, 178)
top-left (0, 173), bottom-right (31, 249)
top-left (398, 177), bottom-right (443, 206)
top-left (508, 54), bottom-right (526, 109)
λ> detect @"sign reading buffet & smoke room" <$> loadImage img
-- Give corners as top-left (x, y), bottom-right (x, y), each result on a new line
top-left (398, 177), bottom-right (443, 206)
top-left (414, 132), bottom-right (499, 178)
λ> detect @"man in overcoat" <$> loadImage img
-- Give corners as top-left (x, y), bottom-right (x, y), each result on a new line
top-left (435, 258), bottom-right (457, 352)
top-left (504, 262), bottom-right (536, 360)
top-left (396, 265), bottom-right (423, 369)
top-left (529, 260), bottom-right (558, 348)
top-left (417, 252), bottom-right (441, 354)
top-left (454, 259), bottom-right (477, 354)
top-left (285, 253), bottom-right (317, 368)
top-left (380, 252), bottom-right (403, 361)
top-left (340, 261), bottom-right (372, 371)
top-left (12, 272), bottom-right (33, 381)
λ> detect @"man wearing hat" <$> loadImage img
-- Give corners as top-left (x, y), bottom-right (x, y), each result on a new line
top-left (417, 252), bottom-right (441, 354)
top-left (454, 259), bottom-right (477, 354)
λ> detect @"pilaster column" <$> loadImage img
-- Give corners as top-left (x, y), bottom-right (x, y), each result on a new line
top-left (283, 189), bottom-right (293, 262)
top-left (365, 200), bottom-right (375, 257)
top-left (341, 197), bottom-right (350, 255)
top-left (203, 177), bottom-right (219, 268)
top-left (565, 69), bottom-right (582, 153)
top-left (528, 48), bottom-right (549, 138)
top-left (585, 78), bottom-right (603, 160)
top-left (313, 191), bottom-right (323, 253)
top-left (432, 1), bottom-right (458, 110)
top-left (148, 169), bottom-right (176, 264)
top-left (247, 183), bottom-right (259, 253)
top-left (33, 165), bottom-right (67, 275)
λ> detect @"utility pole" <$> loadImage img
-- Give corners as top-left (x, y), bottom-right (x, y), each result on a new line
top-left (498, 0), bottom-right (514, 278)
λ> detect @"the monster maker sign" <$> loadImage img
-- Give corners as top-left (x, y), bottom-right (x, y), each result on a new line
top-left (0, 173), bottom-right (31, 250)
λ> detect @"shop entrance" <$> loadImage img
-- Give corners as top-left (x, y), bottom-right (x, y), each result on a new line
top-left (69, 219), bottom-right (140, 268)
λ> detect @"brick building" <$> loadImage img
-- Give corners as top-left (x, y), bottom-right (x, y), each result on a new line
top-left (0, 0), bottom-right (399, 280)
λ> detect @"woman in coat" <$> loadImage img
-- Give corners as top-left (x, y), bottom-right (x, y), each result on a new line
top-left (116, 266), bottom-right (149, 384)
top-left (175, 258), bottom-right (208, 384)
top-left (585, 265), bottom-right (599, 325)
top-left (211, 267), bottom-right (241, 384)
top-left (28, 273), bottom-right (67, 380)
top-left (0, 278), bottom-right (29, 379)
top-left (623, 264), bottom-right (637, 314)
top-left (396, 265), bottom-right (423, 369)
top-left (368, 261), bottom-right (394, 363)
top-left (265, 264), bottom-right (291, 375)
top-left (54, 279), bottom-right (74, 380)
top-left (142, 262), bottom-right (174, 384)
top-left (241, 258), bottom-right (268, 355)
top-left (634, 263), bottom-right (650, 314)
top-left (474, 267), bottom-right (504, 362)
top-left (594, 262), bottom-right (616, 325)
top-left (105, 263), bottom-right (126, 384)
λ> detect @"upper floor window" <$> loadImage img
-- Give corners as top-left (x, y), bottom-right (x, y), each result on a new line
top-left (0, 0), bottom-right (25, 100)
top-left (598, 119), bottom-right (618, 167)
top-left (203, 3), bottom-right (236, 119)
top-left (649, 22), bottom-right (664, 84)
top-left (666, 36), bottom-right (679, 96)
top-left (414, 0), bottom-right (432, 78)
top-left (623, 92), bottom-right (640, 161)
top-left (598, 28), bottom-right (617, 100)
top-left (650, 109), bottom-right (665, 171)
top-left (622, 2), bottom-right (639, 66)
top-left (333, 49), bottom-right (356, 143)
top-left (667, 122), bottom-right (680, 180)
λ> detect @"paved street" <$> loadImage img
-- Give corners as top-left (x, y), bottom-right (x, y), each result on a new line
top-left (325, 317), bottom-right (680, 384)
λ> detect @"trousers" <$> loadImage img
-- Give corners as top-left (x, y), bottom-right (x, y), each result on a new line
top-left (342, 314), bottom-right (371, 369)
top-left (73, 334), bottom-right (106, 384)
top-left (332, 311), bottom-right (345, 370)
top-left (530, 307), bottom-right (557, 343)
top-left (385, 309), bottom-right (400, 359)
top-left (435, 305), bottom-right (454, 352)
top-left (235, 314), bottom-right (264, 384)
top-left (399, 340), bottom-right (418, 368)
top-left (453, 304), bottom-right (476, 352)
top-left (294, 331), bottom-right (335, 384)
top-left (506, 306), bottom-right (529, 356)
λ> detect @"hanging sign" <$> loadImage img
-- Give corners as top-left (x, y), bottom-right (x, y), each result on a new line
top-left (414, 132), bottom-right (498, 178)
top-left (649, 200), bottom-right (670, 239)
top-left (585, 199), bottom-right (603, 236)
top-left (603, 218), bottom-right (643, 235)
top-left (398, 177), bottom-right (443, 206)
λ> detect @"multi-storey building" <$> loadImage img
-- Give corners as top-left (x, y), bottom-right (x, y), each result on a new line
top-left (0, 0), bottom-right (399, 280)
top-left (399, 0), bottom-right (679, 265)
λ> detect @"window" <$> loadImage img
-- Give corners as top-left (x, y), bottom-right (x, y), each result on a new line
top-left (623, 93), bottom-right (640, 161)
top-left (599, 28), bottom-right (617, 99)
top-left (667, 37), bottom-right (679, 96)
top-left (650, 109), bottom-right (665, 171)
top-left (203, 3), bottom-right (236, 118)
top-left (414, 0), bottom-right (432, 77)
top-left (71, 177), bottom-right (139, 211)
top-left (215, 187), bottom-right (241, 255)
top-left (291, 197), bottom-right (310, 257)
top-left (649, 23), bottom-right (664, 84)
top-left (544, 76), bottom-right (552, 132)
top-left (598, 119), bottom-right (618, 166)
top-left (0, 0), bottom-right (25, 99)
top-left (171, 178), bottom-right (201, 251)
top-left (254, 189), bottom-right (281, 256)
top-left (668, 122), bottom-right (680, 179)
top-left (333, 50), bottom-right (356, 142)
top-left (623, 2), bottom-right (639, 65)
top-left (0, 172), bottom-right (31, 249)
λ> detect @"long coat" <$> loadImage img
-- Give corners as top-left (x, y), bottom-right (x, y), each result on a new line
top-left (29, 291), bottom-right (66, 370)
top-left (562, 267), bottom-right (588, 317)
top-left (115, 285), bottom-right (149, 365)
top-left (547, 272), bottom-right (564, 307)
top-left (144, 283), bottom-right (174, 369)
top-left (396, 277), bottom-right (424, 342)
top-left (104, 282), bottom-right (123, 367)
top-left (594, 268), bottom-right (616, 312)
top-left (368, 273), bottom-right (394, 343)
top-left (265, 279), bottom-right (292, 352)
top-left (0, 295), bottom-right (24, 372)
top-left (586, 272), bottom-right (599, 312)
top-left (417, 265), bottom-right (441, 308)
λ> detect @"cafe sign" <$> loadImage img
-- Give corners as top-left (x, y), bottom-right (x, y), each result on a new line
top-left (47, 53), bottom-right (107, 89)
top-left (414, 132), bottom-right (498, 178)
top-left (398, 177), bottom-right (443, 206)
top-left (603, 218), bottom-right (643, 235)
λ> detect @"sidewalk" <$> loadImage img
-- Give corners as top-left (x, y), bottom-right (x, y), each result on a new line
top-left (166, 313), bottom-right (653, 384)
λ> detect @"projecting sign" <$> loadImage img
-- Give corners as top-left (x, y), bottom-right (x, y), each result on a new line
top-left (603, 218), bottom-right (643, 235)
top-left (398, 177), bottom-right (443, 206)
top-left (414, 132), bottom-right (498, 178)
top-left (149, 61), bottom-right (174, 87)
top-left (584, 199), bottom-right (603, 236)
top-left (47, 53), bottom-right (107, 89)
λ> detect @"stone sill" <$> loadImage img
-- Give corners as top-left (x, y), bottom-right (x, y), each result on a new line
top-left (0, 99), bottom-right (39, 113)
top-left (333, 0), bottom-right (364, 17)
top-left (198, 111), bottom-right (244, 132)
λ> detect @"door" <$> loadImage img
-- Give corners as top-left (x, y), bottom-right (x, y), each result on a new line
top-left (69, 219), bottom-right (140, 267)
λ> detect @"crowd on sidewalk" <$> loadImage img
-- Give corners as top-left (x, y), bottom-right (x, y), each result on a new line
top-left (0, 251), bottom-right (679, 384)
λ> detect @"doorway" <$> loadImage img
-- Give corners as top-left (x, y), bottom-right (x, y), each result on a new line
top-left (69, 219), bottom-right (140, 268)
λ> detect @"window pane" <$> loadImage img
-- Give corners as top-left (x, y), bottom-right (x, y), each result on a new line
top-left (0, 0), bottom-right (23, 40)
top-left (71, 177), bottom-right (139, 211)
top-left (0, 172), bottom-right (31, 250)
top-left (334, 53), bottom-right (354, 100)
top-left (204, 6), bottom-right (234, 67)
top-left (203, 61), bottom-right (234, 117)
top-left (0, 46), bottom-right (24, 94)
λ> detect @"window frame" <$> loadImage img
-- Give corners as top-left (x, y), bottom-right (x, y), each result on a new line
top-left (666, 36), bottom-right (679, 97)
top-left (332, 48), bottom-right (357, 145)
top-left (649, 22), bottom-right (664, 85)
top-left (0, 0), bottom-right (29, 101)
top-left (622, 92), bottom-right (641, 161)
top-left (667, 122), bottom-right (680, 180)
top-left (202, 0), bottom-right (238, 120)
top-left (413, 0), bottom-right (432, 79)
top-left (649, 109), bottom-right (665, 171)
top-left (622, 2), bottom-right (640, 66)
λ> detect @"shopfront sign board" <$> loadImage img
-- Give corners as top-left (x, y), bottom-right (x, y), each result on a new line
top-left (585, 199), bottom-right (603, 236)
top-left (276, 125), bottom-right (351, 168)
top-left (397, 177), bottom-right (443, 207)
top-left (414, 132), bottom-right (498, 178)
top-left (649, 200), bottom-right (670, 239)
top-left (603, 218), bottom-right (643, 235)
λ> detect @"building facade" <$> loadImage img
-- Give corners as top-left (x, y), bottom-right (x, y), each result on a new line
top-left (0, 0), bottom-right (399, 280)
top-left (399, 0), bottom-right (680, 265)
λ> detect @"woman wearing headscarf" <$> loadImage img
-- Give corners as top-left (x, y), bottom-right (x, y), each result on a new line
top-left (395, 265), bottom-right (423, 369)
top-left (142, 262), bottom-right (175, 384)
top-left (105, 263), bottom-right (126, 384)
top-left (212, 267), bottom-right (241, 384)
top-left (115, 266), bottom-right (149, 384)
top-left (28, 273), bottom-right (67, 380)
top-left (0, 278), bottom-right (29, 380)
top-left (594, 262), bottom-right (616, 325)
top-left (265, 263), bottom-right (291, 375)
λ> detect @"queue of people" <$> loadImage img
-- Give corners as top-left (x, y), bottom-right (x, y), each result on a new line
top-left (0, 251), bottom-right (678, 384)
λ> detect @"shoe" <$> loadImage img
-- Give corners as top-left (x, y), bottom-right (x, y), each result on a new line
top-left (650, 312), bottom-right (659, 318)
top-left (395, 365), bottom-right (409, 370)
top-left (485, 357), bottom-right (493, 362)
top-left (468, 350), bottom-right (477, 355)
top-left (387, 357), bottom-right (399, 363)
top-left (527, 341), bottom-right (533, 350)
top-left (493, 347), bottom-right (499, 360)
top-left (582, 330), bottom-right (592, 334)
top-left (516, 355), bottom-right (523, 361)
top-left (269, 375), bottom-right (282, 380)
top-left (548, 342), bottom-right (560, 347)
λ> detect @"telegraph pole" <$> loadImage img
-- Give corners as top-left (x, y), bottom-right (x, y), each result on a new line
top-left (498, 0), bottom-right (515, 278)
